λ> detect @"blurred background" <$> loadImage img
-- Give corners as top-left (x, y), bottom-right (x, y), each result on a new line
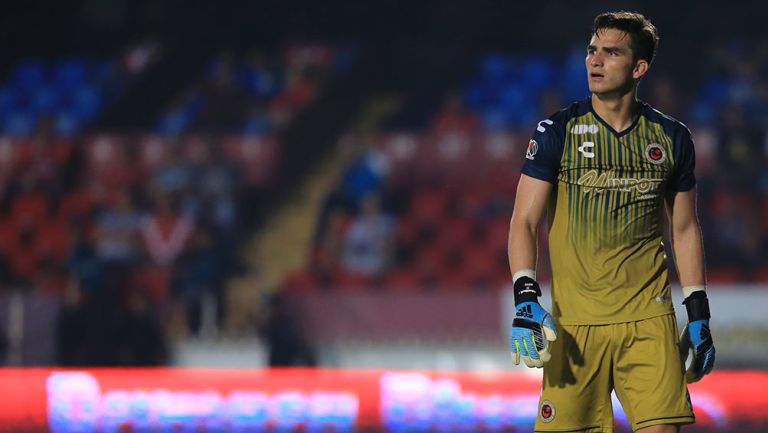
top-left (0, 0), bottom-right (766, 431)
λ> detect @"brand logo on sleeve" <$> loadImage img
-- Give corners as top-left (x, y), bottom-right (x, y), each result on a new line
top-left (525, 140), bottom-right (538, 160)
top-left (536, 119), bottom-right (554, 132)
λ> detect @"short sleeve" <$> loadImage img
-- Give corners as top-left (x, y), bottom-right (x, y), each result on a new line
top-left (521, 119), bottom-right (565, 184)
top-left (667, 127), bottom-right (696, 192)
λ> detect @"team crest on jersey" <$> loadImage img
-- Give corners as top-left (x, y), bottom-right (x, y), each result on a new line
top-left (540, 400), bottom-right (555, 423)
top-left (526, 139), bottom-right (538, 160)
top-left (645, 143), bottom-right (666, 164)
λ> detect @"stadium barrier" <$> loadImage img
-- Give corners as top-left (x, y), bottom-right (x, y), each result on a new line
top-left (0, 368), bottom-right (766, 432)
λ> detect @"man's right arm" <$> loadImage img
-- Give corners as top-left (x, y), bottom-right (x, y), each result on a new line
top-left (507, 173), bottom-right (557, 367)
top-left (508, 174), bottom-right (552, 277)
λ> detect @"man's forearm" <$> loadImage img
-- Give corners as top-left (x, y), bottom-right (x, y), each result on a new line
top-left (508, 216), bottom-right (538, 278)
top-left (671, 222), bottom-right (706, 288)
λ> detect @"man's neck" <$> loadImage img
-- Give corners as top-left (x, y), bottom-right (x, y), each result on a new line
top-left (591, 90), bottom-right (639, 133)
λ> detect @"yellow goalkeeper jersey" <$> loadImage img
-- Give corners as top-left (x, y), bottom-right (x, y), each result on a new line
top-left (521, 97), bottom-right (696, 325)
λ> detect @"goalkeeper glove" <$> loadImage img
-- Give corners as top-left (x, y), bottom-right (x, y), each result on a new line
top-left (678, 288), bottom-right (715, 383)
top-left (509, 274), bottom-right (557, 368)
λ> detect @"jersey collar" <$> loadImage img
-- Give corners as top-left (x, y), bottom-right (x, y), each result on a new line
top-left (586, 97), bottom-right (644, 138)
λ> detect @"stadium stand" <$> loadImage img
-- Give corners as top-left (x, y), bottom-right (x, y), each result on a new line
top-left (287, 46), bottom-right (768, 294)
top-left (0, 41), bottom-right (354, 365)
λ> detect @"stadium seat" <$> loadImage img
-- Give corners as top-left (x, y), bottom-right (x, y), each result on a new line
top-left (10, 191), bottom-right (49, 229)
top-left (409, 188), bottom-right (450, 224)
top-left (33, 220), bottom-right (72, 262)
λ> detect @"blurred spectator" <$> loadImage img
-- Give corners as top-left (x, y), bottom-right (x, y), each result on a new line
top-left (68, 227), bottom-right (103, 294)
top-left (197, 57), bottom-right (249, 131)
top-left (311, 209), bottom-right (347, 279)
top-left (115, 290), bottom-right (168, 366)
top-left (140, 194), bottom-right (195, 267)
top-left (95, 189), bottom-right (142, 265)
top-left (173, 226), bottom-right (225, 337)
top-left (340, 194), bottom-right (395, 277)
top-left (260, 292), bottom-right (315, 367)
top-left (55, 283), bottom-right (89, 366)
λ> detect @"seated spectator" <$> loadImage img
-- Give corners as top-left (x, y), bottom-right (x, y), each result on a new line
top-left (95, 189), bottom-right (142, 265)
top-left (341, 194), bottom-right (395, 276)
top-left (140, 193), bottom-right (195, 267)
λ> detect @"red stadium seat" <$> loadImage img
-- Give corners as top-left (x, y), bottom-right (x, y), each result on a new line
top-left (409, 188), bottom-right (449, 224)
top-left (0, 218), bottom-right (20, 255)
top-left (382, 268), bottom-right (422, 291)
top-left (56, 189), bottom-right (95, 222)
top-left (8, 245), bottom-right (39, 280)
top-left (282, 270), bottom-right (318, 293)
top-left (706, 267), bottom-right (744, 284)
top-left (10, 191), bottom-right (49, 229)
top-left (437, 216), bottom-right (474, 250)
top-left (334, 271), bottom-right (372, 291)
top-left (484, 217), bottom-right (511, 255)
top-left (394, 217), bottom-right (420, 247)
top-left (33, 219), bottom-right (72, 262)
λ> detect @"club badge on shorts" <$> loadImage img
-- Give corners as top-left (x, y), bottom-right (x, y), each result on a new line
top-left (540, 400), bottom-right (556, 423)
top-left (645, 143), bottom-right (666, 164)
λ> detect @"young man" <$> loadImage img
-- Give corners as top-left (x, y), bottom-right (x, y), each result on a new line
top-left (507, 11), bottom-right (715, 433)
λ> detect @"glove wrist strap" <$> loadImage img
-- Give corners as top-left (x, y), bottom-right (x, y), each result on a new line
top-left (683, 290), bottom-right (710, 321)
top-left (513, 276), bottom-right (541, 305)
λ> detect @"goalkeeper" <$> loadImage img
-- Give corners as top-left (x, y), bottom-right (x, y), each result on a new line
top-left (507, 11), bottom-right (715, 433)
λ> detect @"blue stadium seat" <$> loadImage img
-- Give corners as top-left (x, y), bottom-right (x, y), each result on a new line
top-left (0, 87), bottom-right (19, 117)
top-left (54, 111), bottom-right (82, 136)
top-left (3, 112), bottom-right (37, 135)
top-left (481, 109), bottom-right (511, 131)
top-left (242, 114), bottom-right (272, 135)
top-left (11, 59), bottom-right (46, 90)
top-left (69, 85), bottom-right (103, 119)
top-left (30, 86), bottom-right (60, 114)
top-left (53, 60), bottom-right (88, 88)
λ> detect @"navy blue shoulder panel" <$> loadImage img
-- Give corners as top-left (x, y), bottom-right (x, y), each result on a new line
top-left (641, 102), bottom-right (696, 192)
top-left (521, 99), bottom-right (587, 183)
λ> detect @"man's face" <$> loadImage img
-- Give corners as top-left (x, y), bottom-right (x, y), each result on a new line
top-left (585, 28), bottom-right (642, 97)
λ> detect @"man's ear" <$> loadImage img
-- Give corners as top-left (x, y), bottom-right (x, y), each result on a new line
top-left (633, 59), bottom-right (649, 80)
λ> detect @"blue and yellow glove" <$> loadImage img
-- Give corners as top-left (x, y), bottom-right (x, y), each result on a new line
top-left (510, 275), bottom-right (557, 368)
top-left (678, 288), bottom-right (715, 383)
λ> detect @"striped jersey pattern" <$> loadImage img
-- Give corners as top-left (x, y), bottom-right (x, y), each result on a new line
top-left (521, 98), bottom-right (695, 325)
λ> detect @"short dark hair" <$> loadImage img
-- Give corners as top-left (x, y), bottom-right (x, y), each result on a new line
top-left (592, 11), bottom-right (659, 64)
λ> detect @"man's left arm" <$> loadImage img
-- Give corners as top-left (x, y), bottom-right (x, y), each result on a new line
top-left (667, 188), bottom-right (705, 287)
top-left (666, 187), bottom-right (715, 383)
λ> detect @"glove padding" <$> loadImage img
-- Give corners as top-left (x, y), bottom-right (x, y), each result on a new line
top-left (678, 319), bottom-right (715, 383)
top-left (510, 301), bottom-right (557, 368)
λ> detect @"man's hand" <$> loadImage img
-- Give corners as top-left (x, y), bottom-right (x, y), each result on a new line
top-left (679, 319), bottom-right (715, 383)
top-left (679, 289), bottom-right (715, 383)
top-left (510, 276), bottom-right (557, 368)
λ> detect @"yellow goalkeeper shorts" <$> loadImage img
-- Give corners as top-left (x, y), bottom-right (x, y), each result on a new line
top-left (534, 314), bottom-right (695, 433)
